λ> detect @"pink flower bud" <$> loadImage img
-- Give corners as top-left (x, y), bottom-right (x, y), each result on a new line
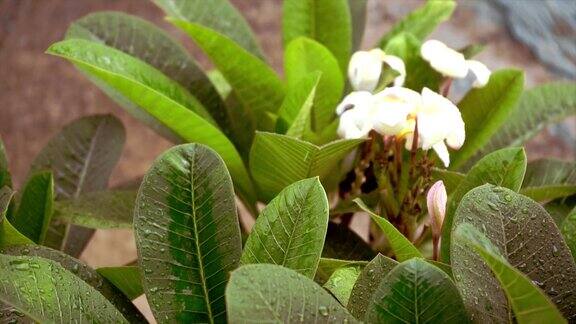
top-left (427, 180), bottom-right (447, 239)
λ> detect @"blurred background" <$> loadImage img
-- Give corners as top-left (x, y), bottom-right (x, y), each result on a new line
top-left (0, 0), bottom-right (574, 269)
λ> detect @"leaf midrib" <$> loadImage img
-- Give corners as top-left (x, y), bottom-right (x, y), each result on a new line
top-left (280, 185), bottom-right (312, 268)
top-left (74, 117), bottom-right (105, 198)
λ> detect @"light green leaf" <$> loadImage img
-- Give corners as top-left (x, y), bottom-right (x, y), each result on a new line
top-left (53, 190), bottom-right (135, 229)
top-left (366, 258), bottom-right (469, 324)
top-left (560, 207), bottom-right (576, 261)
top-left (284, 37), bottom-right (344, 132)
top-left (0, 254), bottom-right (128, 323)
top-left (323, 265), bottom-right (362, 306)
top-left (97, 266), bottom-right (143, 301)
top-left (322, 222), bottom-right (376, 261)
top-left (378, 0), bottom-right (456, 47)
top-left (277, 72), bottom-right (321, 138)
top-left (282, 0), bottom-right (352, 73)
top-left (47, 40), bottom-right (256, 206)
top-left (455, 223), bottom-right (567, 324)
top-left (451, 69), bottom-right (525, 169)
top-left (348, 254), bottom-right (398, 318)
top-left (135, 144), bottom-right (242, 323)
top-left (0, 137), bottom-right (10, 189)
top-left (451, 185), bottom-right (576, 322)
top-left (0, 187), bottom-right (33, 248)
top-left (354, 199), bottom-right (423, 261)
top-left (349, 0), bottom-right (368, 51)
top-left (10, 171), bottom-right (53, 244)
top-left (431, 168), bottom-right (465, 195)
top-left (250, 132), bottom-right (363, 201)
top-left (226, 264), bottom-right (359, 323)
top-left (521, 159), bottom-right (576, 202)
top-left (241, 178), bottom-right (328, 278)
top-left (315, 257), bottom-right (368, 285)
top-left (441, 147), bottom-right (527, 262)
top-left (153, 0), bottom-right (263, 57)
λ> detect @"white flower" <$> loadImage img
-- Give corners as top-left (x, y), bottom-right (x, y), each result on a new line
top-left (371, 87), bottom-right (421, 136)
top-left (421, 40), bottom-right (491, 88)
top-left (337, 105), bottom-right (373, 139)
top-left (348, 49), bottom-right (406, 92)
top-left (335, 91), bottom-right (373, 116)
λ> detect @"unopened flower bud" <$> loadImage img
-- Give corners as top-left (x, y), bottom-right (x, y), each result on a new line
top-left (427, 180), bottom-right (447, 239)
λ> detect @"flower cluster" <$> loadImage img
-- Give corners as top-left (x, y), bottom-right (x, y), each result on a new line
top-left (336, 40), bottom-right (491, 167)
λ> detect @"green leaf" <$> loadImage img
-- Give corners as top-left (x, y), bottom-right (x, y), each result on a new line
top-left (1, 245), bottom-right (144, 323)
top-left (451, 69), bottom-right (525, 169)
top-left (277, 72), bottom-right (321, 138)
top-left (168, 19), bottom-right (285, 127)
top-left (9, 171), bottom-right (53, 244)
top-left (354, 199), bottom-right (422, 261)
top-left (241, 178), bottom-right (328, 278)
top-left (0, 137), bottom-right (10, 189)
top-left (561, 207), bottom-right (576, 260)
top-left (0, 187), bottom-right (33, 248)
top-left (97, 266), bottom-right (143, 300)
top-left (454, 224), bottom-right (567, 324)
top-left (479, 82), bottom-right (576, 156)
top-left (348, 0), bottom-right (368, 51)
top-left (226, 264), bottom-right (359, 323)
top-left (348, 254), bottom-right (398, 318)
top-left (521, 159), bottom-right (576, 202)
top-left (28, 114), bottom-right (125, 256)
top-left (323, 222), bottom-right (376, 261)
top-left (378, 0), bottom-right (456, 47)
top-left (315, 257), bottom-right (368, 285)
top-left (450, 185), bottom-right (576, 321)
top-left (431, 168), bottom-right (465, 195)
top-left (153, 0), bottom-right (263, 57)
top-left (0, 254), bottom-right (128, 323)
top-left (135, 144), bottom-right (242, 323)
top-left (250, 132), bottom-right (363, 201)
top-left (441, 147), bottom-right (527, 262)
top-left (323, 265), bottom-right (362, 306)
top-left (53, 190), bottom-right (135, 229)
top-left (366, 258), bottom-right (469, 324)
top-left (47, 41), bottom-right (256, 206)
top-left (284, 37), bottom-right (344, 132)
top-left (282, 0), bottom-right (352, 74)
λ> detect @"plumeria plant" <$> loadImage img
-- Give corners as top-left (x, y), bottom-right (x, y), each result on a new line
top-left (1, 0), bottom-right (576, 323)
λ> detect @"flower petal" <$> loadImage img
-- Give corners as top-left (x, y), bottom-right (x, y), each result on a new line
top-left (421, 40), bottom-right (468, 78)
top-left (337, 107), bottom-right (372, 139)
top-left (335, 91), bottom-right (373, 115)
top-left (371, 87), bottom-right (420, 136)
top-left (427, 180), bottom-right (447, 237)
top-left (348, 49), bottom-right (385, 91)
top-left (432, 141), bottom-right (450, 167)
top-left (467, 59), bottom-right (491, 88)
top-left (382, 54), bottom-right (406, 87)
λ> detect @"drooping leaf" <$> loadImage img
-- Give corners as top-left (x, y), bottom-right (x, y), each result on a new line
top-left (348, 0), bottom-right (368, 51)
top-left (47, 41), bottom-right (256, 206)
top-left (454, 224), bottom-right (567, 324)
top-left (441, 147), bottom-right (527, 262)
top-left (282, 0), bottom-right (352, 74)
top-left (0, 254), bottom-right (128, 323)
top-left (322, 222), bottom-right (376, 261)
top-left (560, 207), bottom-right (576, 261)
top-left (354, 199), bottom-right (422, 261)
top-left (451, 69), bottom-right (525, 169)
top-left (226, 264), bottom-right (359, 323)
top-left (521, 159), bottom-right (576, 202)
top-left (97, 266), bottom-right (143, 300)
top-left (276, 72), bottom-right (321, 137)
top-left (241, 178), bottom-right (328, 278)
top-left (323, 265), bottom-right (362, 306)
top-left (153, 0), bottom-right (263, 57)
top-left (9, 171), bottom-right (53, 244)
top-left (168, 19), bottom-right (285, 129)
top-left (366, 258), bottom-right (469, 324)
top-left (0, 137), bottom-right (10, 189)
top-left (378, 0), bottom-right (456, 47)
top-left (315, 257), bottom-right (368, 285)
top-left (1, 245), bottom-right (144, 323)
top-left (250, 132), bottom-right (363, 201)
top-left (284, 37), bottom-right (344, 132)
top-left (347, 254), bottom-right (398, 318)
top-left (0, 187), bottom-right (33, 248)
top-left (135, 144), bottom-right (242, 323)
top-left (451, 185), bottom-right (576, 322)
top-left (53, 190), bottom-right (135, 229)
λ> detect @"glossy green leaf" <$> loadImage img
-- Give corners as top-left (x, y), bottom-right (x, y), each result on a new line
top-left (284, 37), bottom-right (344, 132)
top-left (283, 0), bottom-right (352, 73)
top-left (169, 19), bottom-right (285, 127)
top-left (366, 258), bottom-right (469, 324)
top-left (480, 82), bottom-right (576, 156)
top-left (250, 132), bottom-right (363, 201)
top-left (378, 0), bottom-right (456, 47)
top-left (0, 254), bottom-right (128, 323)
top-left (451, 185), bottom-right (576, 322)
top-left (276, 72), bottom-right (321, 138)
top-left (521, 159), bottom-right (576, 202)
top-left (0, 187), bottom-right (33, 248)
top-left (431, 168), bottom-right (465, 195)
top-left (153, 0), bottom-right (263, 57)
top-left (226, 264), bottom-right (359, 323)
top-left (0, 137), bottom-right (10, 189)
top-left (241, 178), bottom-right (328, 278)
top-left (315, 257), bottom-right (368, 285)
top-left (441, 147), bottom-right (527, 262)
top-left (135, 144), bottom-right (242, 323)
top-left (451, 69), bottom-right (524, 169)
top-left (53, 190), bottom-right (135, 229)
top-left (1, 245), bottom-right (144, 323)
top-left (47, 41), bottom-right (256, 206)
top-left (97, 266), bottom-right (143, 300)
top-left (322, 222), bottom-right (376, 261)
top-left (323, 265), bottom-right (362, 306)
top-left (10, 171), bottom-right (53, 244)
top-left (348, 254), bottom-right (398, 318)
top-left (454, 224), bottom-right (567, 324)
top-left (349, 0), bottom-right (368, 51)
